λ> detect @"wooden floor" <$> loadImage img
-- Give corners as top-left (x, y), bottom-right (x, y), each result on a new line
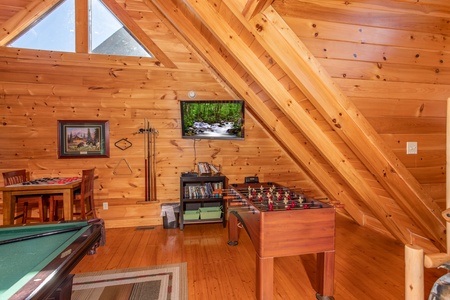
top-left (72, 214), bottom-right (446, 299)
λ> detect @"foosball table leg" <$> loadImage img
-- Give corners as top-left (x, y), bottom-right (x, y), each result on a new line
top-left (228, 212), bottom-right (239, 245)
top-left (316, 294), bottom-right (335, 300)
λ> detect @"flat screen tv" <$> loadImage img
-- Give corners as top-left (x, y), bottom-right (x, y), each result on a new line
top-left (180, 100), bottom-right (245, 140)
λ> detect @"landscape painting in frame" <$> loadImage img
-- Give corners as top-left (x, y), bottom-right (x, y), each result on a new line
top-left (58, 120), bottom-right (110, 158)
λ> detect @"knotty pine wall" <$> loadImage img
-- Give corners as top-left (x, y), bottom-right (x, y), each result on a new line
top-left (2, 0), bottom-right (449, 235)
top-left (273, 0), bottom-right (449, 209)
top-left (0, 47), bottom-right (325, 228)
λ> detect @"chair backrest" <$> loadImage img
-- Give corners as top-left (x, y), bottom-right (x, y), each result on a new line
top-left (79, 168), bottom-right (96, 219)
top-left (3, 169), bottom-right (27, 186)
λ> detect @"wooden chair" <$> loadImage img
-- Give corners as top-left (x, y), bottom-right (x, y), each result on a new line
top-left (2, 169), bottom-right (47, 223)
top-left (49, 168), bottom-right (97, 221)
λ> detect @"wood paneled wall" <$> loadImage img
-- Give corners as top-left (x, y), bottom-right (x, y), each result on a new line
top-left (0, 41), bottom-right (325, 228)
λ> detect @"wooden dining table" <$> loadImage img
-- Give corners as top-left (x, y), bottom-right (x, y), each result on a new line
top-left (0, 177), bottom-right (81, 225)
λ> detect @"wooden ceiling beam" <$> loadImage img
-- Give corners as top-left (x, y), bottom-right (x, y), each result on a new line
top-left (0, 0), bottom-right (61, 46)
top-left (151, 0), bottom-right (366, 227)
top-left (224, 1), bottom-right (447, 248)
top-left (242, 0), bottom-right (273, 20)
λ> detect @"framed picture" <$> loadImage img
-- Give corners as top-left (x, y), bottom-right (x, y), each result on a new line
top-left (58, 120), bottom-right (110, 158)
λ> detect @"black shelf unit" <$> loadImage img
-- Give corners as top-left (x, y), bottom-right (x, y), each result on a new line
top-left (179, 175), bottom-right (227, 230)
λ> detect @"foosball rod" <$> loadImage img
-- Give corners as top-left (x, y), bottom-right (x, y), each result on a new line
top-left (224, 194), bottom-right (306, 202)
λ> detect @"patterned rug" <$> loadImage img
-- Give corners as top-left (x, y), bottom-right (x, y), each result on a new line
top-left (71, 263), bottom-right (188, 300)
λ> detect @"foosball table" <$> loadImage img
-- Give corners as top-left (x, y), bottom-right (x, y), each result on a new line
top-left (227, 182), bottom-right (336, 300)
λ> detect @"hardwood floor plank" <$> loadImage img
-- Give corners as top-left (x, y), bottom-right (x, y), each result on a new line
top-left (105, 228), bottom-right (137, 270)
top-left (129, 229), bottom-right (152, 268)
top-left (72, 214), bottom-right (446, 299)
top-left (117, 229), bottom-right (145, 268)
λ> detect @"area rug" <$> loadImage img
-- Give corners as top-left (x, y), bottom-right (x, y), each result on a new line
top-left (71, 263), bottom-right (188, 300)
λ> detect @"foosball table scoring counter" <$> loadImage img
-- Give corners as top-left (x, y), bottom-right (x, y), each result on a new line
top-left (226, 182), bottom-right (336, 300)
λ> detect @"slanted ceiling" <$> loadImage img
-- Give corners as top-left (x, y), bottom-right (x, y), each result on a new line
top-left (1, 0), bottom-right (449, 252)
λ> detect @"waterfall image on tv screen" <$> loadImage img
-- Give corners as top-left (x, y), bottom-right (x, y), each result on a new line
top-left (180, 100), bottom-right (244, 140)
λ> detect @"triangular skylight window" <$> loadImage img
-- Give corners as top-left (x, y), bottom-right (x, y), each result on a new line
top-left (90, 0), bottom-right (152, 57)
top-left (8, 0), bottom-right (75, 52)
top-left (8, 0), bottom-right (152, 58)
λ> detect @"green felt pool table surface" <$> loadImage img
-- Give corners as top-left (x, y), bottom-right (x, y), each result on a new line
top-left (0, 221), bottom-right (101, 300)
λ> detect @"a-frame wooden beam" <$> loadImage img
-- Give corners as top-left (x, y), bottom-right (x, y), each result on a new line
top-left (151, 0), bottom-right (367, 226)
top-left (175, 0), bottom-right (445, 250)
top-left (242, 0), bottom-right (273, 20)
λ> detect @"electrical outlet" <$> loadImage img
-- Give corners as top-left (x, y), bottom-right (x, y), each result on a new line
top-left (406, 142), bottom-right (418, 155)
top-left (103, 202), bottom-right (109, 210)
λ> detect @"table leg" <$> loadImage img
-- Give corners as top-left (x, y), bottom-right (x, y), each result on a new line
top-left (256, 255), bottom-right (274, 300)
top-left (62, 190), bottom-right (74, 221)
top-left (227, 212), bottom-right (239, 245)
top-left (317, 251), bottom-right (335, 297)
top-left (2, 192), bottom-right (14, 225)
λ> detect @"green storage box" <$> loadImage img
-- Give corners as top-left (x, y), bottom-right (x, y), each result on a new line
top-left (199, 206), bottom-right (222, 219)
top-left (184, 210), bottom-right (200, 220)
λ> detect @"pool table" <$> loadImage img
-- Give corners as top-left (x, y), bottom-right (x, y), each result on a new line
top-left (0, 220), bottom-right (102, 300)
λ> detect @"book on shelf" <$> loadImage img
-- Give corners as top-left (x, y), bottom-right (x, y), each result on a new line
top-left (209, 164), bottom-right (220, 174)
top-left (197, 162), bottom-right (211, 175)
top-left (184, 182), bottom-right (225, 199)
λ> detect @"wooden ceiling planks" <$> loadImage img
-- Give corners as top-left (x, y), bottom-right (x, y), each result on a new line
top-left (273, 0), bottom-right (450, 34)
top-left (233, 1), bottom-right (445, 248)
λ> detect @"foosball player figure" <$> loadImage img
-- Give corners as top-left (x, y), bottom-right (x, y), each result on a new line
top-left (269, 198), bottom-right (274, 211)
top-left (276, 191), bottom-right (282, 201)
top-left (258, 193), bottom-right (263, 201)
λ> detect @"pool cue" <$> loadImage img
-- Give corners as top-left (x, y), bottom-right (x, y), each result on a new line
top-left (150, 127), bottom-right (157, 202)
top-left (144, 119), bottom-right (150, 202)
top-left (0, 226), bottom-right (86, 246)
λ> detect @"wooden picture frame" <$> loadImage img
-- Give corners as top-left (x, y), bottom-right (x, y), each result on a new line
top-left (58, 120), bottom-right (110, 158)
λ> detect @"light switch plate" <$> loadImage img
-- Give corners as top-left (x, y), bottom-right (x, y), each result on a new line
top-left (406, 142), bottom-right (418, 155)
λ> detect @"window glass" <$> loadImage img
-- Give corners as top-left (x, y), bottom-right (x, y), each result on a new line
top-left (8, 0), bottom-right (75, 52)
top-left (7, 0), bottom-right (152, 58)
top-left (90, 0), bottom-right (152, 57)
